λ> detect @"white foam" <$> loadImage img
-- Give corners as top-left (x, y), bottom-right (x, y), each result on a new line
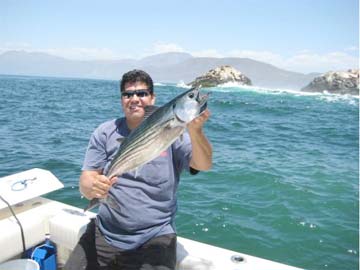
top-left (157, 82), bottom-right (359, 105)
top-left (210, 84), bottom-right (303, 95)
top-left (209, 84), bottom-right (359, 105)
top-left (318, 93), bottom-right (359, 104)
top-left (217, 81), bottom-right (248, 88)
top-left (176, 80), bottom-right (191, 89)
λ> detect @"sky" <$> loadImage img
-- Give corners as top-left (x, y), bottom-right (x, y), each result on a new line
top-left (0, 0), bottom-right (359, 73)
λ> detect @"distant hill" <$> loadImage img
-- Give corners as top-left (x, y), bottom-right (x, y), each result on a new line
top-left (138, 52), bottom-right (193, 68)
top-left (0, 50), bottom-right (319, 89)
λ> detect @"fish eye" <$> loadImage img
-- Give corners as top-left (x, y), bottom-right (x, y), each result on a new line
top-left (188, 92), bottom-right (195, 98)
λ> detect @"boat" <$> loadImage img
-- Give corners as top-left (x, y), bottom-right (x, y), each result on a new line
top-left (0, 168), bottom-right (303, 270)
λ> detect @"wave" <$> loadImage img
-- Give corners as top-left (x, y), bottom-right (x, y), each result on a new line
top-left (176, 80), bottom-right (191, 89)
top-left (158, 81), bottom-right (358, 105)
top-left (317, 91), bottom-right (359, 105)
top-left (154, 82), bottom-right (165, 86)
top-left (210, 84), bottom-right (359, 105)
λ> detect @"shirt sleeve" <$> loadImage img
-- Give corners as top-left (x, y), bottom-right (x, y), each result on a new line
top-left (82, 127), bottom-right (107, 171)
top-left (172, 131), bottom-right (198, 175)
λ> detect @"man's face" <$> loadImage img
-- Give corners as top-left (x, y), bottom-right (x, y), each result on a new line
top-left (121, 82), bottom-right (155, 125)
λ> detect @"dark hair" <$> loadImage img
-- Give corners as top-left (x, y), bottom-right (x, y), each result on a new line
top-left (120, 69), bottom-right (154, 94)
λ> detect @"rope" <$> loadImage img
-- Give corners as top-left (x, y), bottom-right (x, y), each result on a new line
top-left (0, 195), bottom-right (26, 256)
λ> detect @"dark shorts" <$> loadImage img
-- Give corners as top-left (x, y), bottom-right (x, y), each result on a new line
top-left (64, 219), bottom-right (177, 270)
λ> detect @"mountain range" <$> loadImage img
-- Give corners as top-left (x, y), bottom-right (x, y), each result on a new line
top-left (0, 51), bottom-right (319, 89)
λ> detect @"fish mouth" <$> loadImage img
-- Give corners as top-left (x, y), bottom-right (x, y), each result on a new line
top-left (195, 88), bottom-right (210, 114)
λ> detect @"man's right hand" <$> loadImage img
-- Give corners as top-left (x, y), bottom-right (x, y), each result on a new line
top-left (79, 170), bottom-right (117, 200)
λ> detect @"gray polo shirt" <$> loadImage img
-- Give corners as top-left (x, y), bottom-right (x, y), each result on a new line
top-left (82, 118), bottom-right (193, 250)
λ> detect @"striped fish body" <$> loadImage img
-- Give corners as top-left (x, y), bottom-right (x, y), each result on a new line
top-left (107, 103), bottom-right (184, 179)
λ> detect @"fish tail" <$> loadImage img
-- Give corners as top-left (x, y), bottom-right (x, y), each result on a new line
top-left (84, 198), bottom-right (100, 212)
top-left (83, 195), bottom-right (119, 212)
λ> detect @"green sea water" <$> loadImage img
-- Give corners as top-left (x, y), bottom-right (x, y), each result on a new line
top-left (0, 75), bottom-right (358, 270)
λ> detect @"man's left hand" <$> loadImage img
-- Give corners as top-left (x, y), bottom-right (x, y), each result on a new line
top-left (187, 109), bottom-right (210, 132)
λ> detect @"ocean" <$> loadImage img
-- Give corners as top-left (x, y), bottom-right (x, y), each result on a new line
top-left (0, 75), bottom-right (358, 270)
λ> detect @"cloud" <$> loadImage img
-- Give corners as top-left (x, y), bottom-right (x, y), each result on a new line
top-left (185, 47), bottom-right (359, 73)
top-left (283, 51), bottom-right (359, 73)
top-left (147, 42), bottom-right (185, 55)
top-left (43, 47), bottom-right (119, 60)
top-left (192, 49), bottom-right (223, 58)
top-left (0, 42), bottom-right (32, 53)
top-left (0, 43), bottom-right (121, 60)
top-left (228, 49), bottom-right (284, 65)
top-left (1, 41), bottom-right (358, 73)
top-left (344, 46), bottom-right (359, 52)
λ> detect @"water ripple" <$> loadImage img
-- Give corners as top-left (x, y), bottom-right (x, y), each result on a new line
top-left (0, 75), bottom-right (358, 270)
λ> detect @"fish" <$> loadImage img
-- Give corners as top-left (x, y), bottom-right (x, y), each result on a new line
top-left (84, 86), bottom-right (209, 211)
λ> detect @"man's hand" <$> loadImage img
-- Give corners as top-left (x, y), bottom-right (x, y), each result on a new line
top-left (91, 175), bottom-right (117, 199)
top-left (187, 109), bottom-right (210, 132)
top-left (187, 109), bottom-right (212, 171)
top-left (80, 171), bottom-right (117, 200)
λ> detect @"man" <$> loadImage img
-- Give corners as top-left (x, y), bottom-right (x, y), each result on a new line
top-left (65, 69), bottom-right (212, 270)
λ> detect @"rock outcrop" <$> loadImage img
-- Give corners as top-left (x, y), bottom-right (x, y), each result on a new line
top-left (301, 69), bottom-right (359, 95)
top-left (188, 65), bottom-right (252, 88)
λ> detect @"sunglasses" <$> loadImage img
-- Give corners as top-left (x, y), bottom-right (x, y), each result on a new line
top-left (121, 89), bottom-right (151, 99)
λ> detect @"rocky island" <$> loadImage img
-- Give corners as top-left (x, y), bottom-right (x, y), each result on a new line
top-left (188, 65), bottom-right (252, 88)
top-left (301, 69), bottom-right (359, 95)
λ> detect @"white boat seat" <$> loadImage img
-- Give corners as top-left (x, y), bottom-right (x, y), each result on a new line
top-left (0, 198), bottom-right (51, 262)
top-left (48, 208), bottom-right (93, 251)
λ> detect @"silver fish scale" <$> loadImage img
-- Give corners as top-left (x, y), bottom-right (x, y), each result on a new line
top-left (107, 116), bottom-right (183, 179)
top-left (109, 106), bottom-right (170, 165)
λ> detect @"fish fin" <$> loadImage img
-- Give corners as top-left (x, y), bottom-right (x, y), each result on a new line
top-left (144, 106), bottom-right (159, 119)
top-left (163, 117), bottom-right (177, 129)
top-left (84, 195), bottom-right (119, 212)
top-left (134, 168), bottom-right (139, 178)
top-left (116, 137), bottom-right (125, 143)
top-left (84, 198), bottom-right (100, 212)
